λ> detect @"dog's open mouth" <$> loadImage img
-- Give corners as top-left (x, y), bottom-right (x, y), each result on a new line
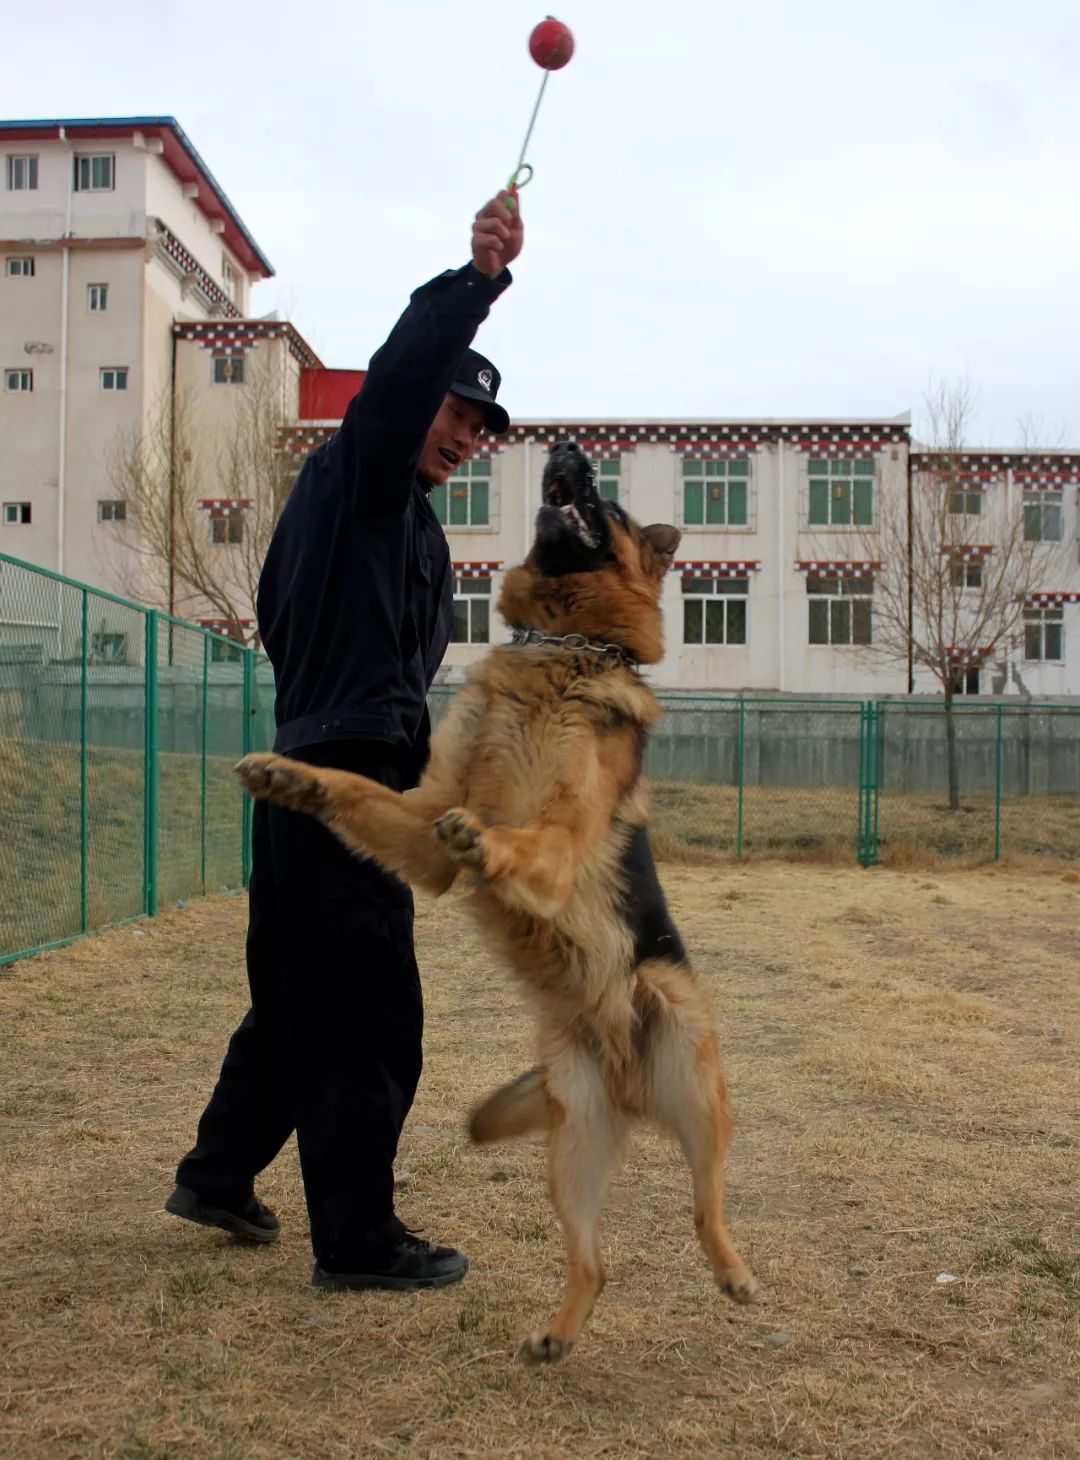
top-left (544, 472), bottom-right (598, 547)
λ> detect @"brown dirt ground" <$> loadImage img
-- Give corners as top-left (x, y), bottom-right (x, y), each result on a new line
top-left (1, 862), bottom-right (1078, 1459)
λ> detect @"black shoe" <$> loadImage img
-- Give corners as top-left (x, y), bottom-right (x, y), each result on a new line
top-left (312, 1233), bottom-right (469, 1291)
top-left (164, 1184), bottom-right (280, 1244)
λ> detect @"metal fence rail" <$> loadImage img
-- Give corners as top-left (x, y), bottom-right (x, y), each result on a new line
top-left (3, 550), bottom-right (1077, 964)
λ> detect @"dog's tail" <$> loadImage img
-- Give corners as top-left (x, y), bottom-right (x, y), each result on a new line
top-left (468, 1066), bottom-right (551, 1145)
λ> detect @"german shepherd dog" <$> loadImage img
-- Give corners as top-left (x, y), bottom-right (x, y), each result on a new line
top-left (235, 440), bottom-right (757, 1362)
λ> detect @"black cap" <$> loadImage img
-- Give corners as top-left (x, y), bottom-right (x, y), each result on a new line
top-left (450, 348), bottom-right (510, 435)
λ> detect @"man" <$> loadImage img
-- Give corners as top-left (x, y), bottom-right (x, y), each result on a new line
top-left (165, 190), bottom-right (523, 1290)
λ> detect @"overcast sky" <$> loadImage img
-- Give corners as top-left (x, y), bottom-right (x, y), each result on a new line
top-left (5, 0), bottom-right (1079, 443)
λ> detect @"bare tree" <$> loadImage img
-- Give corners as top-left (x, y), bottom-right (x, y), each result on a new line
top-left (1017, 411), bottom-right (1067, 451)
top-left (103, 349), bottom-right (295, 645)
top-left (862, 380), bottom-right (1065, 810)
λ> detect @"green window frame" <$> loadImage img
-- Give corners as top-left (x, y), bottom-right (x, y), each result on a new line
top-left (597, 457), bottom-right (621, 503)
top-left (806, 573), bottom-right (873, 646)
top-left (1023, 607), bottom-right (1064, 662)
top-left (949, 488), bottom-right (982, 516)
top-left (451, 574), bottom-right (491, 644)
top-left (808, 458), bottom-right (875, 527)
top-left (681, 458), bottom-right (750, 527)
top-left (681, 575), bottom-right (749, 645)
top-left (431, 458), bottom-right (492, 527)
top-left (1023, 493), bottom-right (1063, 543)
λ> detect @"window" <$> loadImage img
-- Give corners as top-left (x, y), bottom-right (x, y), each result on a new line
top-left (5, 256), bottom-right (34, 277)
top-left (682, 576), bottom-right (748, 645)
top-left (1024, 607), bottom-right (1064, 662)
top-left (682, 457), bottom-right (750, 527)
top-left (211, 514), bottom-right (244, 545)
top-left (223, 257), bottom-right (241, 303)
top-left (596, 458), bottom-right (621, 503)
top-left (949, 556), bottom-right (983, 589)
top-left (3, 502), bottom-right (31, 525)
top-left (431, 459), bottom-right (491, 527)
top-left (807, 573), bottom-right (872, 646)
top-left (87, 283), bottom-right (108, 312)
top-left (97, 499), bottom-right (126, 523)
top-left (4, 369), bottom-right (32, 392)
top-left (808, 458), bottom-right (875, 527)
top-left (210, 637), bottom-right (244, 663)
top-left (451, 574), bottom-right (491, 644)
top-left (90, 632), bottom-right (126, 663)
top-left (1024, 493), bottom-right (1063, 543)
top-left (212, 355), bottom-right (245, 385)
top-left (6, 154), bottom-right (38, 191)
top-left (949, 488), bottom-right (982, 516)
top-left (100, 367), bottom-right (128, 391)
top-left (74, 153), bottom-right (114, 191)
top-left (951, 665), bottom-right (981, 696)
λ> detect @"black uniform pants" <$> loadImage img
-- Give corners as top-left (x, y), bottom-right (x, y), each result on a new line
top-left (175, 741), bottom-right (423, 1268)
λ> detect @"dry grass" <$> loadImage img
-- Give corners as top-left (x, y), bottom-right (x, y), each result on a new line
top-left (0, 736), bottom-right (244, 959)
top-left (2, 861), bottom-right (1079, 1458)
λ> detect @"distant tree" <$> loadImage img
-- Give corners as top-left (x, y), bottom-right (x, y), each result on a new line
top-left (104, 350), bottom-right (294, 644)
top-left (859, 381), bottom-right (1065, 810)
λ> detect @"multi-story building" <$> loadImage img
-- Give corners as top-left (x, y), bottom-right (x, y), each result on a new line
top-left (282, 413), bottom-right (1080, 696)
top-left (4, 118), bottom-right (1078, 695)
top-left (0, 116), bottom-right (315, 642)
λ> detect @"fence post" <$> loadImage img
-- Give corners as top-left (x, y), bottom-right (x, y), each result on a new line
top-left (143, 610), bottom-right (160, 917)
top-left (200, 633), bottom-right (209, 894)
top-left (241, 647), bottom-right (254, 888)
top-left (79, 589), bottom-right (89, 932)
top-left (871, 700), bottom-right (882, 865)
top-left (857, 702), bottom-right (867, 865)
top-left (736, 696), bottom-right (746, 859)
top-left (994, 703), bottom-right (1003, 861)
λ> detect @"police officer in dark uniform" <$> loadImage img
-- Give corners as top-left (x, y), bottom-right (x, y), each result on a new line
top-left (165, 191), bottom-right (523, 1291)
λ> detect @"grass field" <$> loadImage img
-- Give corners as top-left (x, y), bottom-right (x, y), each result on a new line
top-left (2, 861), bottom-right (1078, 1458)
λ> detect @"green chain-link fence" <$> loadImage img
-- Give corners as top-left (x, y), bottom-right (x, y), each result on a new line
top-left (431, 690), bottom-right (1080, 869)
top-left (0, 552), bottom-right (274, 965)
top-left (4, 550), bottom-right (1078, 963)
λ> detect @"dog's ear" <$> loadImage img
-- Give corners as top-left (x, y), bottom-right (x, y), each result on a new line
top-left (641, 523), bottom-right (680, 573)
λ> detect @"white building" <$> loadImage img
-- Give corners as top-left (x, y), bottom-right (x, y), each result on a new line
top-left (4, 117), bottom-right (1078, 695)
top-left (0, 116), bottom-right (288, 630)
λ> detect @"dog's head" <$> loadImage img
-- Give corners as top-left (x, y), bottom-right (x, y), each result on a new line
top-left (497, 441), bottom-right (680, 665)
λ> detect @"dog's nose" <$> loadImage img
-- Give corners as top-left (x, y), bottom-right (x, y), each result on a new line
top-left (549, 439), bottom-right (580, 459)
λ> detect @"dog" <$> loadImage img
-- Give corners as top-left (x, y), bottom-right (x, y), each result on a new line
top-left (234, 440), bottom-right (757, 1362)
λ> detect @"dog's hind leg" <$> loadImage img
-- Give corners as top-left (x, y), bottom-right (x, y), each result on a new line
top-left (469, 1068), bottom-right (551, 1144)
top-left (234, 753), bottom-right (458, 894)
top-left (519, 1046), bottom-right (628, 1365)
top-left (640, 964), bottom-right (758, 1305)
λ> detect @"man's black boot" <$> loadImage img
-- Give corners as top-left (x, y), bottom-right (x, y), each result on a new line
top-left (165, 1185), bottom-right (280, 1244)
top-left (312, 1232), bottom-right (468, 1291)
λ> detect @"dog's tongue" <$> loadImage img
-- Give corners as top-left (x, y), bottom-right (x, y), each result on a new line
top-left (561, 502), bottom-right (596, 547)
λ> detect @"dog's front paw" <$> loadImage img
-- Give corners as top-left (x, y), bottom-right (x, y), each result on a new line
top-left (518, 1331), bottom-right (571, 1366)
top-left (234, 754), bottom-right (326, 814)
top-left (433, 808), bottom-right (486, 868)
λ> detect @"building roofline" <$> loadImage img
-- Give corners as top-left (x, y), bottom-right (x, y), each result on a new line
top-left (0, 116), bottom-right (273, 278)
top-left (507, 412), bottom-right (913, 429)
top-left (173, 317), bottom-right (323, 370)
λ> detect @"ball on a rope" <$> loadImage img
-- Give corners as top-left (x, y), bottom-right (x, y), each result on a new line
top-left (528, 16), bottom-right (575, 71)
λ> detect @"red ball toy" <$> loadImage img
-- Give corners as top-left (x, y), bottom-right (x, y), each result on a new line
top-left (529, 16), bottom-right (574, 71)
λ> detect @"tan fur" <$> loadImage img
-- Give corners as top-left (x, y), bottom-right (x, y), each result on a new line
top-left (236, 507), bottom-right (756, 1362)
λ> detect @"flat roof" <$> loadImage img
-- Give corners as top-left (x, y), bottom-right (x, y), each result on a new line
top-left (0, 116), bottom-right (273, 278)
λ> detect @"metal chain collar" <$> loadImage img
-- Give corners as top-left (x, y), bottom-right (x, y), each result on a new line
top-left (508, 626), bottom-right (637, 669)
